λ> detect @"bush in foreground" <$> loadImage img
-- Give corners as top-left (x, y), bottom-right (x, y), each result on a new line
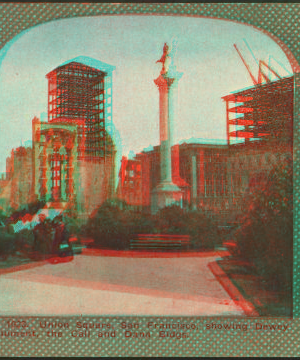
top-left (233, 153), bottom-right (292, 294)
top-left (85, 202), bottom-right (219, 250)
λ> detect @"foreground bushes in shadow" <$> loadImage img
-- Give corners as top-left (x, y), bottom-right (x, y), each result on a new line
top-left (83, 202), bottom-right (153, 250)
top-left (155, 206), bottom-right (219, 249)
top-left (84, 202), bottom-right (220, 250)
top-left (0, 226), bottom-right (16, 260)
top-left (232, 153), bottom-right (292, 296)
top-left (0, 211), bottom-right (81, 260)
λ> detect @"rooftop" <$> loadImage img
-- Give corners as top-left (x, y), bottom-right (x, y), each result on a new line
top-left (222, 75), bottom-right (293, 101)
top-left (179, 137), bottom-right (228, 146)
top-left (46, 56), bottom-right (116, 77)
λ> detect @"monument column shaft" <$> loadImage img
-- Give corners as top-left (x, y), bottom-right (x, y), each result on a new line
top-left (159, 83), bottom-right (172, 183)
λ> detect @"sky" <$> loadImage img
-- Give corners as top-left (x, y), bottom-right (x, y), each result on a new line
top-left (0, 15), bottom-right (293, 173)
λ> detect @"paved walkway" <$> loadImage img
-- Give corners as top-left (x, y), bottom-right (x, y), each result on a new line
top-left (0, 251), bottom-right (245, 316)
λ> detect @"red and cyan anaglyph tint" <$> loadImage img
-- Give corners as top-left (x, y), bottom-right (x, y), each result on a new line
top-left (0, 16), bottom-right (293, 317)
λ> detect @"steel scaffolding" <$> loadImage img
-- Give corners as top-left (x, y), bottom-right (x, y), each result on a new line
top-left (46, 61), bottom-right (112, 159)
top-left (222, 76), bottom-right (293, 147)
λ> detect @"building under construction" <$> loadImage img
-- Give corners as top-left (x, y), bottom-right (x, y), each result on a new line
top-left (30, 57), bottom-right (117, 217)
top-left (224, 43), bottom-right (293, 148)
top-left (46, 57), bottom-right (115, 160)
top-left (223, 76), bottom-right (293, 147)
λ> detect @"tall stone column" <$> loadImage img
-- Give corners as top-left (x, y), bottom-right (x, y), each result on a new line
top-left (151, 42), bottom-right (183, 213)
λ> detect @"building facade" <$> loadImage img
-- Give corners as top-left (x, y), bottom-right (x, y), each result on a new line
top-left (0, 146), bottom-right (33, 212)
top-left (32, 57), bottom-right (116, 217)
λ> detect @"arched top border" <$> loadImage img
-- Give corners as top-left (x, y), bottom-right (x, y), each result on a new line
top-left (0, 3), bottom-right (300, 72)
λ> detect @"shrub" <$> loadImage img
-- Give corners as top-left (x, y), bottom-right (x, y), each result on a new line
top-left (63, 214), bottom-right (81, 237)
top-left (0, 210), bottom-right (7, 224)
top-left (86, 202), bottom-right (220, 250)
top-left (234, 152), bottom-right (292, 294)
top-left (0, 228), bottom-right (16, 259)
top-left (187, 211), bottom-right (219, 250)
top-left (155, 205), bottom-right (188, 235)
top-left (15, 228), bottom-right (35, 253)
top-left (32, 218), bottom-right (54, 257)
top-left (155, 205), bottom-right (219, 249)
top-left (86, 202), bottom-right (133, 249)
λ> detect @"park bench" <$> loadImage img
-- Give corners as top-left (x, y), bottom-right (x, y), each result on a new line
top-left (130, 234), bottom-right (190, 251)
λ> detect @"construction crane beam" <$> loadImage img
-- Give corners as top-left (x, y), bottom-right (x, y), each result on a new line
top-left (234, 44), bottom-right (258, 86)
top-left (260, 59), bottom-right (281, 80)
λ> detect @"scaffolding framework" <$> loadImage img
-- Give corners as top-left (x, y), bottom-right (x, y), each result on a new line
top-left (223, 76), bottom-right (293, 146)
top-left (46, 61), bottom-right (113, 159)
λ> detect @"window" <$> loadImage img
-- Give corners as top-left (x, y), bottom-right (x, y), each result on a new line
top-left (52, 158), bottom-right (62, 199)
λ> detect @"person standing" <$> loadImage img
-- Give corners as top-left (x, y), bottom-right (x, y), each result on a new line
top-left (52, 214), bottom-right (73, 260)
top-left (33, 213), bottom-right (52, 258)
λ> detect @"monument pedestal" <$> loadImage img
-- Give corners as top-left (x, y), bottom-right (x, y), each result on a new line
top-left (151, 181), bottom-right (182, 213)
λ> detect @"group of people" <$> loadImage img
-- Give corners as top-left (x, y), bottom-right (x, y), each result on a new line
top-left (33, 213), bottom-right (73, 261)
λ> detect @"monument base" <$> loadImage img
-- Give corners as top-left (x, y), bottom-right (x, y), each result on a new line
top-left (151, 181), bottom-right (183, 214)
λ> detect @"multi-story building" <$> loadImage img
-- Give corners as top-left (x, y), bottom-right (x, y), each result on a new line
top-left (46, 56), bottom-right (115, 159)
top-left (223, 76), bottom-right (293, 218)
top-left (0, 146), bottom-right (33, 212)
top-left (31, 57), bottom-right (116, 217)
top-left (223, 76), bottom-right (293, 147)
top-left (0, 173), bottom-right (9, 213)
top-left (118, 156), bottom-right (143, 208)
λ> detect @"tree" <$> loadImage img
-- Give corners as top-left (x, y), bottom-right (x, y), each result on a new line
top-left (0, 227), bottom-right (16, 260)
top-left (155, 205), bottom-right (188, 235)
top-left (234, 152), bottom-right (292, 293)
top-left (155, 205), bottom-right (219, 249)
top-left (0, 209), bottom-right (7, 224)
top-left (86, 202), bottom-right (133, 249)
top-left (186, 210), bottom-right (219, 249)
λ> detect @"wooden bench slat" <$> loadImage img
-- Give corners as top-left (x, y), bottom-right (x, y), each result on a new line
top-left (130, 233), bottom-right (190, 250)
top-left (133, 239), bottom-right (189, 243)
top-left (134, 239), bottom-right (189, 243)
top-left (137, 235), bottom-right (190, 239)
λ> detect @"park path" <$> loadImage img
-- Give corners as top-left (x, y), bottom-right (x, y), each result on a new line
top-left (0, 251), bottom-right (245, 316)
